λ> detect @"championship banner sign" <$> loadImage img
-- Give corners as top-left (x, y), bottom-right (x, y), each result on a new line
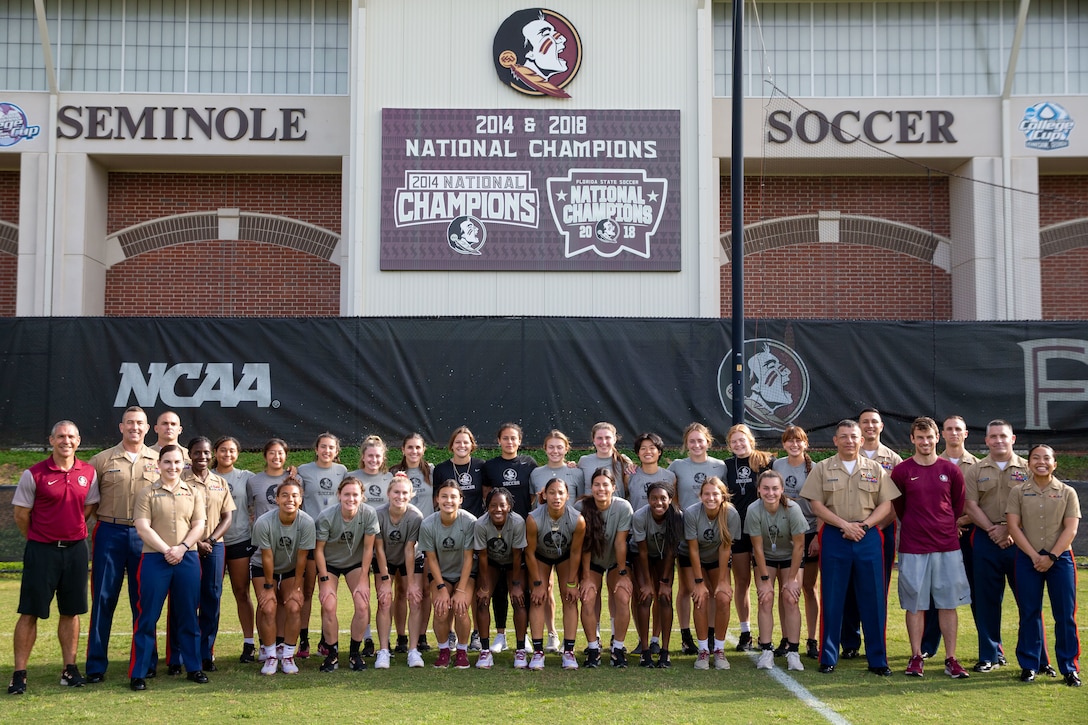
top-left (380, 108), bottom-right (681, 271)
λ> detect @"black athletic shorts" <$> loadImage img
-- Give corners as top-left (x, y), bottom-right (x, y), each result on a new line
top-left (730, 533), bottom-right (754, 555)
top-left (373, 559), bottom-right (408, 577)
top-left (225, 540), bottom-right (258, 560)
top-left (535, 551), bottom-right (570, 567)
top-left (326, 561), bottom-right (363, 578)
top-left (250, 566), bottom-right (296, 583)
top-left (678, 554), bottom-right (720, 571)
top-left (589, 561), bottom-right (618, 575)
top-left (763, 558), bottom-right (802, 570)
top-left (18, 539), bottom-right (89, 619)
top-left (803, 531), bottom-right (819, 564)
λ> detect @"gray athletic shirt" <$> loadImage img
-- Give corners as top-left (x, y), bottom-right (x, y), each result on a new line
top-left (627, 468), bottom-right (678, 512)
top-left (530, 465), bottom-right (585, 500)
top-left (374, 502), bottom-right (423, 567)
top-left (683, 501), bottom-right (742, 564)
top-left (630, 504), bottom-right (674, 559)
top-left (347, 469), bottom-right (393, 507)
top-left (668, 457), bottom-right (727, 510)
top-left (393, 466), bottom-right (433, 517)
top-left (315, 502), bottom-right (380, 569)
top-left (772, 458), bottom-right (817, 533)
top-left (251, 509), bottom-right (316, 575)
top-left (743, 500), bottom-right (809, 563)
top-left (217, 468), bottom-right (254, 545)
top-left (473, 511), bottom-right (528, 566)
top-left (574, 497), bottom-right (634, 569)
top-left (418, 509), bottom-right (477, 581)
top-left (247, 471), bottom-right (292, 522)
top-left (298, 461), bottom-right (347, 516)
top-left (577, 454), bottom-right (630, 500)
top-left (530, 505), bottom-right (581, 560)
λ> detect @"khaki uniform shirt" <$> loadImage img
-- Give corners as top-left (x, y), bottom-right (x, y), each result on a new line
top-left (940, 449), bottom-right (979, 475)
top-left (800, 454), bottom-right (899, 524)
top-left (133, 478), bottom-right (206, 553)
top-left (861, 443), bottom-right (902, 473)
top-left (185, 470), bottom-right (236, 541)
top-left (90, 443), bottom-right (161, 522)
top-left (1006, 477), bottom-right (1081, 552)
top-left (964, 454), bottom-right (1029, 525)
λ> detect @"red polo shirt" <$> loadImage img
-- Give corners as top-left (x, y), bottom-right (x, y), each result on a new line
top-left (13, 457), bottom-right (100, 542)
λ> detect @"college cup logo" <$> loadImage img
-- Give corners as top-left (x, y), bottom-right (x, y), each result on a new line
top-left (493, 9), bottom-right (582, 98)
top-left (718, 338), bottom-right (810, 432)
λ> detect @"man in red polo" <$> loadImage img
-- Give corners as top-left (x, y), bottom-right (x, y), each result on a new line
top-left (9, 421), bottom-right (100, 695)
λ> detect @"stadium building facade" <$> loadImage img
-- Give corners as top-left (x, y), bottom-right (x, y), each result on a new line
top-left (0, 1), bottom-right (1085, 320)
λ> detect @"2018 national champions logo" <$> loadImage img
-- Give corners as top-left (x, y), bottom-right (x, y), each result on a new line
top-left (718, 338), bottom-right (811, 432)
top-left (493, 9), bottom-right (582, 98)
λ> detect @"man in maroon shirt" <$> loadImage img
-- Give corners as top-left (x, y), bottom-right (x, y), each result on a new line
top-left (9, 421), bottom-right (100, 695)
top-left (891, 416), bottom-right (971, 680)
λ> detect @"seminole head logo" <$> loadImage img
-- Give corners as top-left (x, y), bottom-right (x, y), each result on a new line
top-left (493, 9), bottom-right (582, 98)
top-left (719, 338), bottom-right (811, 432)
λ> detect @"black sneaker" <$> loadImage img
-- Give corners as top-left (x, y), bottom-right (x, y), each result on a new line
top-left (655, 651), bottom-right (672, 669)
top-left (735, 632), bottom-right (753, 652)
top-left (202, 659), bottom-right (217, 672)
top-left (362, 638), bottom-right (375, 658)
top-left (417, 637), bottom-right (431, 652)
top-left (349, 653), bottom-right (367, 671)
top-left (680, 632), bottom-right (698, 656)
top-left (240, 643), bottom-right (256, 663)
top-left (584, 649), bottom-right (601, 668)
top-left (806, 639), bottom-right (820, 659)
top-left (320, 654), bottom-right (339, 672)
top-left (60, 665), bottom-right (85, 687)
top-left (1065, 672), bottom-right (1082, 687)
top-left (1042, 664), bottom-right (1058, 678)
top-left (649, 641), bottom-right (661, 655)
top-left (610, 648), bottom-right (628, 668)
top-left (394, 635), bottom-right (409, 654)
top-left (639, 651), bottom-right (655, 668)
top-left (773, 637), bottom-right (789, 657)
top-left (8, 670), bottom-right (27, 695)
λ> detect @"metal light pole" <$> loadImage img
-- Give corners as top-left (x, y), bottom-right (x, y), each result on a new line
top-left (730, 0), bottom-right (745, 426)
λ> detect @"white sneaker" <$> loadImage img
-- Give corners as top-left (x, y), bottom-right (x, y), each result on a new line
top-left (786, 651), bottom-right (804, 671)
top-left (281, 645), bottom-right (299, 674)
top-left (261, 656), bottom-right (278, 675)
top-left (490, 632), bottom-right (508, 653)
top-left (561, 651), bottom-right (579, 670)
top-left (374, 649), bottom-right (391, 669)
top-left (276, 643), bottom-right (285, 660)
top-left (715, 649), bottom-right (731, 670)
top-left (257, 646), bottom-right (269, 663)
top-left (447, 631), bottom-right (457, 647)
top-left (545, 632), bottom-right (560, 653)
top-left (529, 652), bottom-right (546, 670)
top-left (476, 650), bottom-right (494, 669)
top-left (407, 649), bottom-right (424, 668)
top-left (694, 649), bottom-right (710, 670)
top-left (513, 650), bottom-right (528, 669)
top-left (756, 649), bottom-right (774, 670)
top-left (469, 630), bottom-right (482, 652)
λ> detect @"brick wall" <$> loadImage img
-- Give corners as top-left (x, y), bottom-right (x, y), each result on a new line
top-left (1041, 248), bottom-right (1088, 321)
top-left (721, 176), bottom-right (951, 236)
top-left (1039, 176), bottom-right (1088, 228)
top-left (0, 170), bottom-right (19, 317)
top-left (104, 240), bottom-right (339, 316)
top-left (720, 243), bottom-right (952, 319)
top-left (108, 173), bottom-right (341, 234)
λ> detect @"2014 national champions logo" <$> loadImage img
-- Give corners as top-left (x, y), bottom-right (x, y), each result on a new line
top-left (718, 339), bottom-right (811, 432)
top-left (493, 9), bottom-right (582, 98)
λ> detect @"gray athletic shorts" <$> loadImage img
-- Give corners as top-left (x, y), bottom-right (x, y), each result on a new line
top-left (897, 551), bottom-right (971, 613)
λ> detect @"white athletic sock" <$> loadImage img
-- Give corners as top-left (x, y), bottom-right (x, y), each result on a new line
top-left (587, 640), bottom-right (600, 651)
top-left (613, 637), bottom-right (625, 652)
top-left (244, 637), bottom-right (254, 645)
top-left (697, 639), bottom-right (709, 651)
top-left (714, 638), bottom-right (726, 652)
top-left (438, 642), bottom-right (450, 651)
top-left (456, 644), bottom-right (467, 652)
top-left (364, 626), bottom-right (372, 639)
top-left (651, 636), bottom-right (660, 645)
top-left (740, 621), bottom-right (751, 633)
top-left (281, 644), bottom-right (296, 658)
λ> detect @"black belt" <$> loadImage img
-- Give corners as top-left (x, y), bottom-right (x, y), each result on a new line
top-left (98, 516), bottom-right (134, 526)
top-left (46, 539), bottom-right (84, 548)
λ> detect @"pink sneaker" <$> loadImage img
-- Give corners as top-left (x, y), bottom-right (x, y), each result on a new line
top-left (906, 654), bottom-right (924, 677)
top-left (433, 648), bottom-right (451, 669)
top-left (454, 649), bottom-right (470, 669)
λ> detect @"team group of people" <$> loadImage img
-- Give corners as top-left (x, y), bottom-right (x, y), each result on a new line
top-left (8, 407), bottom-right (1082, 694)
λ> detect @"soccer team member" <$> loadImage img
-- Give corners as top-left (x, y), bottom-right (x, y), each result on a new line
top-left (627, 432), bottom-right (677, 514)
top-left (631, 482), bottom-right (682, 668)
top-left (130, 445), bottom-right (207, 691)
top-left (347, 435), bottom-right (394, 508)
top-left (920, 415), bottom-right (979, 658)
top-left (86, 406), bottom-right (160, 683)
top-left (373, 474), bottom-right (425, 668)
top-left (576, 468), bottom-right (634, 668)
top-left (252, 477), bottom-right (316, 675)
top-left (746, 470), bottom-right (807, 672)
top-left (801, 419), bottom-right (899, 676)
top-left (963, 419), bottom-right (1036, 674)
top-left (525, 478), bottom-right (586, 670)
top-left (723, 423), bottom-right (775, 653)
top-left (668, 423), bottom-right (727, 655)
top-left (390, 433), bottom-right (435, 516)
top-left (1006, 444), bottom-right (1081, 687)
top-left (213, 436), bottom-right (258, 663)
top-left (434, 427), bottom-right (487, 518)
top-left (314, 477), bottom-right (381, 673)
top-left (419, 480), bottom-right (477, 669)
top-left (838, 408), bottom-right (902, 660)
top-left (9, 421), bottom-right (99, 695)
top-left (684, 477), bottom-right (740, 671)
top-left (473, 487), bottom-right (528, 669)
top-left (298, 433), bottom-right (348, 659)
top-left (576, 422), bottom-right (633, 500)
top-left (891, 417), bottom-right (971, 679)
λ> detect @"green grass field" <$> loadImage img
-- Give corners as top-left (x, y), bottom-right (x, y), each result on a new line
top-left (0, 569), bottom-right (1084, 724)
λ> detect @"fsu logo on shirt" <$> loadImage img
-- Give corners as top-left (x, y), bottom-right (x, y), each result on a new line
top-left (493, 9), bottom-right (582, 98)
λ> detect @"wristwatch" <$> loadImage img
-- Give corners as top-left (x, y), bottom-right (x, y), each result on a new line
top-left (319, 575), bottom-right (330, 582)
top-left (380, 574), bottom-right (390, 581)
top-left (660, 578), bottom-right (670, 584)
top-left (761, 575), bottom-right (770, 581)
top-left (618, 569), bottom-right (628, 576)
top-left (694, 577), bottom-right (704, 584)
top-left (436, 583), bottom-right (447, 590)
top-left (263, 582), bottom-right (274, 589)
top-left (532, 580), bottom-right (543, 587)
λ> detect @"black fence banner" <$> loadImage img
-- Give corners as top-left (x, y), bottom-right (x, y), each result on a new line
top-left (1, 318), bottom-right (1085, 450)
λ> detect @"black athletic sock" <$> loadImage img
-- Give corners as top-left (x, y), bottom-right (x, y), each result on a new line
top-left (761, 641), bottom-right (774, 651)
top-left (481, 638), bottom-right (490, 651)
top-left (300, 628), bottom-right (309, 643)
top-left (532, 638), bottom-right (544, 653)
top-left (348, 639), bottom-right (361, 656)
top-left (788, 642), bottom-right (800, 652)
top-left (328, 642), bottom-right (339, 656)
top-left (397, 634), bottom-right (409, 646)
top-left (563, 638), bottom-right (576, 653)
top-left (681, 627), bottom-right (693, 641)
top-left (275, 636), bottom-right (285, 645)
